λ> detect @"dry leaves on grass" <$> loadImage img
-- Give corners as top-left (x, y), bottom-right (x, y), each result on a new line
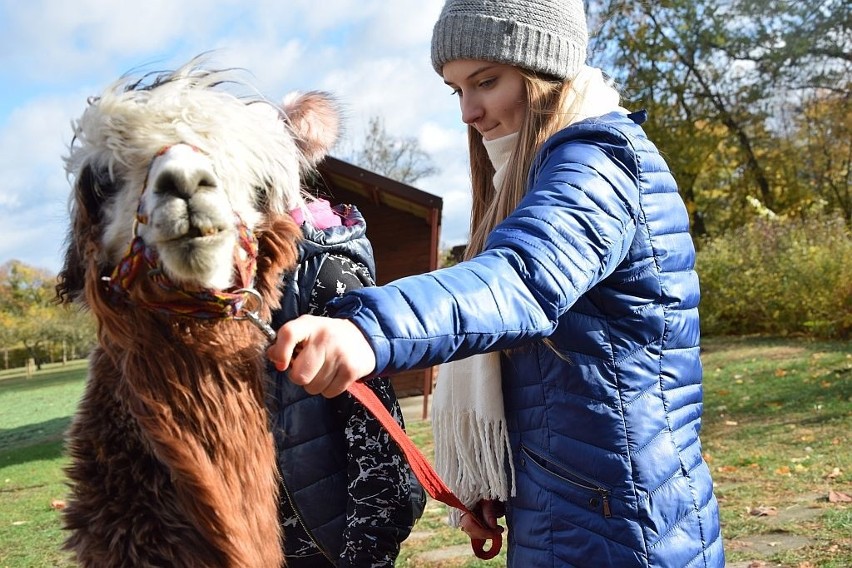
top-left (824, 466), bottom-right (843, 479)
top-left (828, 490), bottom-right (851, 503)
top-left (747, 505), bottom-right (778, 517)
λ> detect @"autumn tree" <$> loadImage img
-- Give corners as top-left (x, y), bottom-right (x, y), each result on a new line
top-left (587, 0), bottom-right (851, 236)
top-left (0, 260), bottom-right (94, 368)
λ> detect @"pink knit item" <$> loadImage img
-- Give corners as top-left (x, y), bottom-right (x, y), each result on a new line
top-left (290, 199), bottom-right (342, 230)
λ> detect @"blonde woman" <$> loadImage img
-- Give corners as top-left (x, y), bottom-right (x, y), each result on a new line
top-left (269, 1), bottom-right (725, 566)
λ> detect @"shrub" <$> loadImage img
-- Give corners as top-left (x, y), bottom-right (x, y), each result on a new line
top-left (696, 214), bottom-right (851, 338)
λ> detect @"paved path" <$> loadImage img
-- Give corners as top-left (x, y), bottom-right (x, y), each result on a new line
top-left (400, 394), bottom-right (430, 424)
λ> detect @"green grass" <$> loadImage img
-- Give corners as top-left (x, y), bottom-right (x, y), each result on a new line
top-left (1, 361), bottom-right (87, 568)
top-left (1, 338), bottom-right (850, 567)
top-left (698, 337), bottom-right (851, 567)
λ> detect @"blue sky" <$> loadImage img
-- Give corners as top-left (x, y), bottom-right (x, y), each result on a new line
top-left (0, 0), bottom-right (474, 275)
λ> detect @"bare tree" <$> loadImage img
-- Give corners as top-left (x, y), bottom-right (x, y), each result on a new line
top-left (350, 115), bottom-right (439, 185)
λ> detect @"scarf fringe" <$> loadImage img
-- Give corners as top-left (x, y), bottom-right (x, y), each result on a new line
top-left (432, 410), bottom-right (516, 526)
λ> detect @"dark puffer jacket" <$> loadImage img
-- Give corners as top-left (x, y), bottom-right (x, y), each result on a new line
top-left (268, 204), bottom-right (424, 568)
top-left (328, 112), bottom-right (725, 567)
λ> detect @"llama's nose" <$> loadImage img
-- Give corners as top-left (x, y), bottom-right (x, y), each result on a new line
top-left (154, 166), bottom-right (217, 199)
top-left (149, 144), bottom-right (217, 199)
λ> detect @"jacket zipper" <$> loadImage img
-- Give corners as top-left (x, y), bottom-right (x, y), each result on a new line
top-left (564, 475), bottom-right (612, 519)
top-left (522, 446), bottom-right (613, 518)
top-left (279, 479), bottom-right (336, 564)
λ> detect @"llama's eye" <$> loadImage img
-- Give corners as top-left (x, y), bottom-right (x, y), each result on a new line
top-left (253, 185), bottom-right (270, 211)
top-left (77, 165), bottom-right (119, 220)
top-left (86, 166), bottom-right (119, 200)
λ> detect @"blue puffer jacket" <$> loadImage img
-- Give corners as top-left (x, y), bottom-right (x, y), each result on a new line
top-left (329, 112), bottom-right (725, 567)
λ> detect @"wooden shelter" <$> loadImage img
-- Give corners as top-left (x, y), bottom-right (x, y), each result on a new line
top-left (310, 156), bottom-right (443, 417)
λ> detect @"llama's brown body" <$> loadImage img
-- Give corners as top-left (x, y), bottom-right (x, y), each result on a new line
top-left (57, 60), bottom-right (340, 567)
top-left (62, 217), bottom-right (299, 567)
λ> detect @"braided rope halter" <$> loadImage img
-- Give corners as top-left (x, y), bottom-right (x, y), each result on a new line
top-left (102, 144), bottom-right (271, 331)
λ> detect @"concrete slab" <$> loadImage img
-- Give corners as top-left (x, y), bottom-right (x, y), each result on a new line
top-left (399, 394), bottom-right (430, 425)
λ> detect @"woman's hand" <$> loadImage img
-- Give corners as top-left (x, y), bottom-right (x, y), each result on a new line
top-left (460, 499), bottom-right (505, 540)
top-left (267, 315), bottom-right (376, 398)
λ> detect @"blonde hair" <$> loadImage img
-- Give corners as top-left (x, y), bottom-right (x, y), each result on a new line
top-left (465, 71), bottom-right (577, 258)
top-left (463, 64), bottom-right (623, 259)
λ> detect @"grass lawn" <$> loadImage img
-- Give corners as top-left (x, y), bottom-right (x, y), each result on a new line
top-left (0, 360), bottom-right (87, 568)
top-left (1, 337), bottom-right (850, 567)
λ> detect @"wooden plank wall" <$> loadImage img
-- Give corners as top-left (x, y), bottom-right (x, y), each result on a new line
top-left (315, 184), bottom-right (437, 405)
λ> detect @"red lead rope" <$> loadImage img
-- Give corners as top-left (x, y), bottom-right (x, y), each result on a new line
top-left (347, 381), bottom-right (502, 560)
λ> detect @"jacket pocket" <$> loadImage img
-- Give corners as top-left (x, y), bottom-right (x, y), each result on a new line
top-left (520, 445), bottom-right (613, 519)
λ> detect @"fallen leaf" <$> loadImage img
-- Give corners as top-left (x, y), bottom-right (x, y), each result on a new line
top-left (828, 490), bottom-right (851, 503)
top-left (725, 420), bottom-right (738, 426)
top-left (51, 499), bottom-right (67, 510)
top-left (824, 467), bottom-right (842, 479)
top-left (748, 505), bottom-right (778, 517)
top-left (747, 561), bottom-right (767, 568)
top-left (775, 466), bottom-right (791, 475)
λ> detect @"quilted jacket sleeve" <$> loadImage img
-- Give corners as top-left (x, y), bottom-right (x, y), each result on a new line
top-left (329, 116), bottom-right (642, 376)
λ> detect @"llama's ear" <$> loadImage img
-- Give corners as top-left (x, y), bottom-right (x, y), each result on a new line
top-left (57, 165), bottom-right (98, 304)
top-left (281, 91), bottom-right (340, 166)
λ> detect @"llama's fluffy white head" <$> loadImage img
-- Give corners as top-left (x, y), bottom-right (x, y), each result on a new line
top-left (62, 57), bottom-right (339, 293)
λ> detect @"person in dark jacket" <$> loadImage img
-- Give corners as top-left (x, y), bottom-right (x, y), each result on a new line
top-left (269, 1), bottom-right (725, 566)
top-left (268, 200), bottom-right (424, 568)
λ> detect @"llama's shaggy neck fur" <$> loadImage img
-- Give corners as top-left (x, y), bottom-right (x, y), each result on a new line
top-left (58, 58), bottom-right (339, 567)
top-left (63, 216), bottom-right (299, 567)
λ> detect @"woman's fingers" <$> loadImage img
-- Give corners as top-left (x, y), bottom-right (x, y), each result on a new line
top-left (480, 499), bottom-right (506, 528)
top-left (459, 516), bottom-right (503, 539)
top-left (460, 499), bottom-right (505, 540)
top-left (267, 315), bottom-right (377, 398)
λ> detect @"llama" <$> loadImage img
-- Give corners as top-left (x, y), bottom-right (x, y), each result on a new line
top-left (55, 58), bottom-right (339, 567)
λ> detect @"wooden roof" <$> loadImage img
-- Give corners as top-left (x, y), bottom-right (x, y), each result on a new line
top-left (317, 156), bottom-right (443, 224)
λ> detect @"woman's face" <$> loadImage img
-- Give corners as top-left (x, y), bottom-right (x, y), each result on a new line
top-left (442, 59), bottom-right (528, 141)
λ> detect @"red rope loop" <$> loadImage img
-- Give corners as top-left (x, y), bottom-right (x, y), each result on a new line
top-left (347, 381), bottom-right (503, 560)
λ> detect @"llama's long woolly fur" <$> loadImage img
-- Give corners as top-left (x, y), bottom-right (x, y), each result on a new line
top-left (56, 56), bottom-right (339, 568)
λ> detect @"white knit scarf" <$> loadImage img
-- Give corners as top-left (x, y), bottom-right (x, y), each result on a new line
top-left (431, 66), bottom-right (622, 526)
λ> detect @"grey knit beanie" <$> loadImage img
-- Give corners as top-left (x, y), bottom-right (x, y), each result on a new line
top-left (431, 0), bottom-right (588, 81)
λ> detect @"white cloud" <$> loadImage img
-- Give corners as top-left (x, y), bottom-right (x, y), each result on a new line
top-left (0, 0), bottom-right (473, 273)
top-left (0, 93), bottom-right (81, 272)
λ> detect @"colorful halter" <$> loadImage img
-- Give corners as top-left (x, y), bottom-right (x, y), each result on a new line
top-left (103, 144), bottom-right (262, 320)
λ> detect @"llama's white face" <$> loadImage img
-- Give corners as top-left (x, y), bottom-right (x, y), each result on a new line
top-left (137, 144), bottom-right (244, 290)
top-left (62, 64), bottom-right (338, 298)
